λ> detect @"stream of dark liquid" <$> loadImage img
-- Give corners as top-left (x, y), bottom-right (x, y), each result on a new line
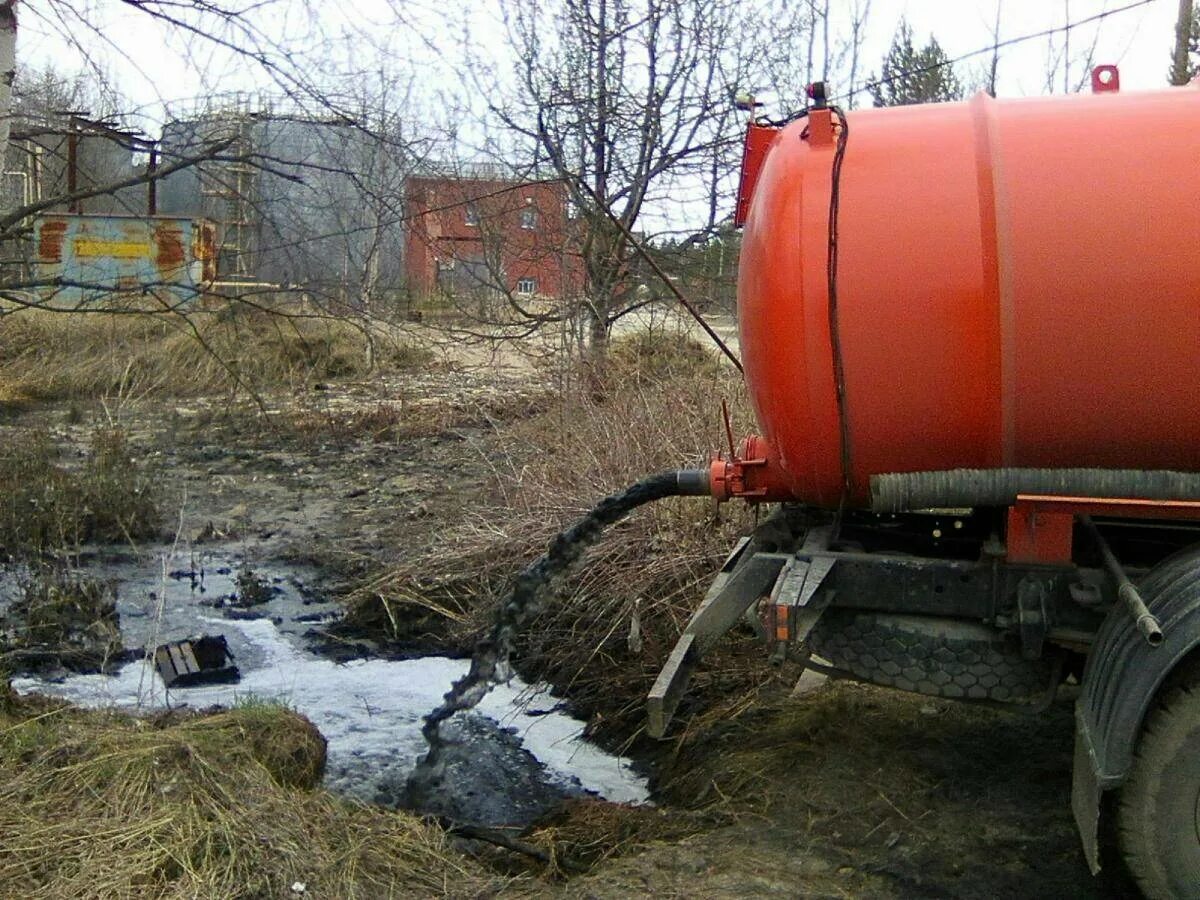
top-left (405, 471), bottom-right (686, 812)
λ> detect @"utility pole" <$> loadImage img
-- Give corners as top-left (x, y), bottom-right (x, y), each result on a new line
top-left (1172, 0), bottom-right (1194, 85)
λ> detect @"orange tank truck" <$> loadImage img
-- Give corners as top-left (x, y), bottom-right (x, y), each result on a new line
top-left (646, 74), bottom-right (1200, 898)
top-left (718, 76), bottom-right (1200, 510)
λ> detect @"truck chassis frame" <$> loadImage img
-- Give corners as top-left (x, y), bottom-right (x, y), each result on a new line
top-left (648, 494), bottom-right (1200, 878)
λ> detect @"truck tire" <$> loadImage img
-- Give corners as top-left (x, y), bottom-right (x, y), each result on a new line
top-left (1117, 682), bottom-right (1200, 899)
top-left (807, 609), bottom-right (1053, 702)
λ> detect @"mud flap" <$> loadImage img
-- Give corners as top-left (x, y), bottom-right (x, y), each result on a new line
top-left (1072, 705), bottom-right (1103, 875)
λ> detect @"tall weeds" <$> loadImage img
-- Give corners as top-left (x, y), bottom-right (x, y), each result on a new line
top-left (0, 428), bottom-right (159, 557)
top-left (0, 304), bottom-right (431, 402)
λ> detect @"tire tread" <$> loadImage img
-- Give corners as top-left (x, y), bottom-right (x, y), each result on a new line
top-left (1117, 682), bottom-right (1200, 899)
top-left (808, 610), bottom-right (1051, 702)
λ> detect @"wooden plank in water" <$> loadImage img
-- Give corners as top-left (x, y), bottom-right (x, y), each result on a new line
top-left (178, 642), bottom-right (201, 674)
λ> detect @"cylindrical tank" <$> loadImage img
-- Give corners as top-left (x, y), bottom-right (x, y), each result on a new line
top-left (736, 86), bottom-right (1200, 509)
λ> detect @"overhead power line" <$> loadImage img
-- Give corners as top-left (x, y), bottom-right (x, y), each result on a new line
top-left (840, 0), bottom-right (1160, 102)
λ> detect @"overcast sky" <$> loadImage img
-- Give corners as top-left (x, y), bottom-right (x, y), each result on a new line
top-left (862, 0), bottom-right (1172, 96)
top-left (20, 0), bottom-right (1180, 126)
top-left (15, 0), bottom-right (1182, 234)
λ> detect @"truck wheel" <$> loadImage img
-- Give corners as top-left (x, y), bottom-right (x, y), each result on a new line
top-left (807, 609), bottom-right (1053, 702)
top-left (1117, 682), bottom-right (1200, 898)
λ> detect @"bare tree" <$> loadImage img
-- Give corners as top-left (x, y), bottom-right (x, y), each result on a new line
top-left (448, 0), bottom-right (817, 362)
top-left (0, 4), bottom-right (430, 325)
top-left (754, 1), bottom-right (872, 113)
top-left (0, 0), bottom-right (15, 157)
top-left (845, 0), bottom-right (873, 106)
top-left (986, 2), bottom-right (1003, 96)
top-left (1042, 0), bottom-right (1104, 94)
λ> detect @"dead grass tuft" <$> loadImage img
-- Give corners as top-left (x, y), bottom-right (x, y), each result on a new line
top-left (1, 567), bottom-right (123, 675)
top-left (523, 798), bottom-right (717, 875)
top-left (0, 692), bottom-right (499, 898)
top-left (0, 304), bottom-right (433, 402)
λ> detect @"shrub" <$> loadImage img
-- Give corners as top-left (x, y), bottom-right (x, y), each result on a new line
top-left (0, 428), bottom-right (159, 557)
top-left (1, 566), bottom-right (123, 674)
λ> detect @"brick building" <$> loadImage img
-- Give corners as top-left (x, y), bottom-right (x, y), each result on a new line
top-left (403, 174), bottom-right (582, 300)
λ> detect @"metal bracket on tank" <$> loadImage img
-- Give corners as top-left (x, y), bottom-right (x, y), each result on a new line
top-left (1091, 65), bottom-right (1120, 93)
top-left (764, 526), bottom-right (836, 662)
top-left (805, 81), bottom-right (835, 148)
top-left (807, 107), bottom-right (835, 149)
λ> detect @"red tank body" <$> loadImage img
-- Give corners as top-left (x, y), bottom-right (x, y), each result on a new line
top-left (733, 86), bottom-right (1200, 509)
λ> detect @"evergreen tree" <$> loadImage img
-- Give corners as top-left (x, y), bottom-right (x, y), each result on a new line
top-left (1190, 3), bottom-right (1200, 79)
top-left (869, 21), bottom-right (964, 107)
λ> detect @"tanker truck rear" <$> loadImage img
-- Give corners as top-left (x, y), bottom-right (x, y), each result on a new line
top-left (647, 70), bottom-right (1200, 896)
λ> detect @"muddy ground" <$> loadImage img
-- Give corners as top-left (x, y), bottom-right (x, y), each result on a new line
top-left (0, 345), bottom-right (1144, 899)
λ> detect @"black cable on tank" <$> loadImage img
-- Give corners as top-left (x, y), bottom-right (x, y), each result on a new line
top-left (826, 105), bottom-right (853, 501)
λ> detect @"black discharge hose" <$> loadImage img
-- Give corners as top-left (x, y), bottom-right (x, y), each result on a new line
top-left (406, 468), bottom-right (709, 808)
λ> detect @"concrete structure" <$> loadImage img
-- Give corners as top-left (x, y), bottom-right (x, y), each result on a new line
top-left (403, 174), bottom-right (582, 300)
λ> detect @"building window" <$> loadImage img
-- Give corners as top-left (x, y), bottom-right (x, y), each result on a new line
top-left (520, 203), bottom-right (537, 230)
top-left (464, 203), bottom-right (479, 226)
top-left (516, 277), bottom-right (537, 295)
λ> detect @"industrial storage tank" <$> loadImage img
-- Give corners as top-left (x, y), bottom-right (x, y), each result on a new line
top-left (730, 80), bottom-right (1200, 511)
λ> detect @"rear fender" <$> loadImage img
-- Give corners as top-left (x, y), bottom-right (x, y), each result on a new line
top-left (1073, 546), bottom-right (1200, 872)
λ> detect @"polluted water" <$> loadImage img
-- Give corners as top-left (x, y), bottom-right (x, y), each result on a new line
top-left (8, 546), bottom-right (650, 827)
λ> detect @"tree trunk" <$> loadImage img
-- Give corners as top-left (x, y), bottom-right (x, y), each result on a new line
top-left (589, 306), bottom-right (608, 356)
top-left (0, 2), bottom-right (17, 160)
top-left (584, 304), bottom-right (609, 398)
top-left (1172, 0), bottom-right (1194, 85)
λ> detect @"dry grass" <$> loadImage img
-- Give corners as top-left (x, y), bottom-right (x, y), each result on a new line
top-left (0, 428), bottom-right (159, 556)
top-left (280, 389), bottom-right (550, 447)
top-left (599, 329), bottom-right (725, 386)
top-left (522, 798), bottom-right (717, 876)
top-left (344, 334), bottom-right (766, 743)
top-left (0, 689), bottom-right (499, 898)
top-left (0, 304), bottom-right (432, 403)
top-left (1, 567), bottom-right (124, 674)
